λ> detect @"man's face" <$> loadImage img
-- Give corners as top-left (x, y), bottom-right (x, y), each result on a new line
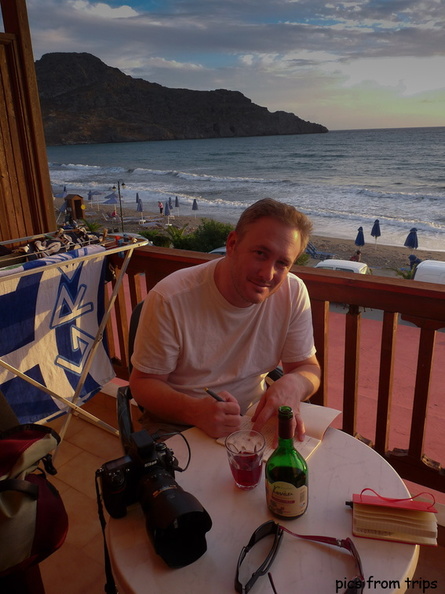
top-left (223, 217), bottom-right (302, 307)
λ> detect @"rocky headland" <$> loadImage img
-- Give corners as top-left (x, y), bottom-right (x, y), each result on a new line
top-left (35, 52), bottom-right (328, 145)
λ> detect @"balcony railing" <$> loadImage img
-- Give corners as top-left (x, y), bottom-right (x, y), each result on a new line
top-left (107, 246), bottom-right (445, 495)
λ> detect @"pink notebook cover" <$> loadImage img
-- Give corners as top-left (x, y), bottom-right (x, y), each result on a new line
top-left (352, 493), bottom-right (437, 513)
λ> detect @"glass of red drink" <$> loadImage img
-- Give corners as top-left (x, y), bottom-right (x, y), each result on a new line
top-left (225, 430), bottom-right (266, 490)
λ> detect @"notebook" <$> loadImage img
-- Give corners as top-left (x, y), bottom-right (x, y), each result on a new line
top-left (348, 492), bottom-right (438, 546)
top-left (217, 401), bottom-right (341, 461)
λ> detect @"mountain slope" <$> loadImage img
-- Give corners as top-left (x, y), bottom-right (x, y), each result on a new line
top-left (35, 52), bottom-right (328, 145)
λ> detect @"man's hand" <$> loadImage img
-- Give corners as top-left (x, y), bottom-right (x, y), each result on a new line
top-left (251, 376), bottom-right (306, 441)
top-left (251, 356), bottom-right (320, 441)
top-left (130, 369), bottom-right (242, 438)
top-left (194, 391), bottom-right (242, 438)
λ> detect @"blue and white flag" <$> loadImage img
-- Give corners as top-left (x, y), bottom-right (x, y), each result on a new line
top-left (0, 246), bottom-right (115, 423)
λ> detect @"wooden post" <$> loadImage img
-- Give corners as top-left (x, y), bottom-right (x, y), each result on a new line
top-left (0, 0), bottom-right (55, 241)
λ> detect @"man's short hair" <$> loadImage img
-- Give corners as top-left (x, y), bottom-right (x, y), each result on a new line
top-left (235, 198), bottom-right (313, 254)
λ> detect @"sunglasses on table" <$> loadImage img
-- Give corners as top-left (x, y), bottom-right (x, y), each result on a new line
top-left (235, 520), bottom-right (365, 594)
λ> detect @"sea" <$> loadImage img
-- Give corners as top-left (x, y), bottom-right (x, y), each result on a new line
top-left (47, 126), bottom-right (445, 251)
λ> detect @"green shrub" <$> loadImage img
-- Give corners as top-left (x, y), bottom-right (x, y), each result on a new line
top-left (139, 229), bottom-right (172, 247)
top-left (140, 220), bottom-right (311, 267)
top-left (186, 219), bottom-right (234, 252)
top-left (393, 267), bottom-right (415, 279)
top-left (81, 219), bottom-right (103, 233)
top-left (295, 252), bottom-right (310, 266)
top-left (164, 225), bottom-right (192, 249)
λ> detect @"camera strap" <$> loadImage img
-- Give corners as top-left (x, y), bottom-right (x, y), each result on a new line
top-left (95, 471), bottom-right (119, 594)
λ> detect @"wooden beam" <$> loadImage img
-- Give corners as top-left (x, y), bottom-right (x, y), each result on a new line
top-left (0, 0), bottom-right (55, 240)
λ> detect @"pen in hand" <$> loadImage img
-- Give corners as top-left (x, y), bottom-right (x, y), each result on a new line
top-left (205, 387), bottom-right (225, 402)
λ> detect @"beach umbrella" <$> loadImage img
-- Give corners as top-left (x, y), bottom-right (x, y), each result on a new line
top-left (136, 192), bottom-right (140, 203)
top-left (54, 185), bottom-right (67, 199)
top-left (371, 219), bottom-right (381, 242)
top-left (355, 226), bottom-right (365, 247)
top-left (137, 198), bottom-right (144, 220)
top-left (192, 199), bottom-right (198, 213)
top-left (87, 190), bottom-right (94, 213)
top-left (164, 200), bottom-right (172, 225)
top-left (88, 189), bottom-right (101, 209)
top-left (169, 196), bottom-right (173, 209)
top-left (103, 192), bottom-right (118, 204)
top-left (404, 228), bottom-right (418, 250)
top-left (175, 196), bottom-right (179, 208)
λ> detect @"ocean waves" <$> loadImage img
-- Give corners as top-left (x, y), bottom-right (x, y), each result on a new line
top-left (47, 128), bottom-right (445, 251)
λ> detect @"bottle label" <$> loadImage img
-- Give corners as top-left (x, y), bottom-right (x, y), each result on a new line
top-left (266, 481), bottom-right (308, 517)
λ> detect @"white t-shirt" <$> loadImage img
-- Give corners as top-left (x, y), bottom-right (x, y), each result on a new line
top-left (131, 258), bottom-right (315, 413)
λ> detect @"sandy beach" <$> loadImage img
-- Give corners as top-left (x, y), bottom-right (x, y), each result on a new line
top-left (305, 234), bottom-right (445, 273)
top-left (57, 199), bottom-right (445, 276)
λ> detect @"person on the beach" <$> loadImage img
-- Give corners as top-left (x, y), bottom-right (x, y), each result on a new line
top-left (130, 198), bottom-right (320, 440)
top-left (158, 201), bottom-right (163, 214)
top-left (350, 250), bottom-right (361, 262)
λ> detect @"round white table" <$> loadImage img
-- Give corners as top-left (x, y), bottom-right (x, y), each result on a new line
top-left (106, 427), bottom-right (419, 594)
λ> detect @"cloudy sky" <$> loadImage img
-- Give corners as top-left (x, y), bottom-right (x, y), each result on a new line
top-left (20, 0), bottom-right (445, 130)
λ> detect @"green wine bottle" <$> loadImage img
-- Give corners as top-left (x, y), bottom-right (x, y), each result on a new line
top-left (265, 405), bottom-right (308, 519)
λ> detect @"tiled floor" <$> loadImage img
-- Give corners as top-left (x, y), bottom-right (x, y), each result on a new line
top-left (39, 391), bottom-right (134, 594)
top-left (38, 391), bottom-right (444, 594)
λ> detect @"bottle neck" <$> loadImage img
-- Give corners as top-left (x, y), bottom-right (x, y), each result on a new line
top-left (278, 416), bottom-right (294, 441)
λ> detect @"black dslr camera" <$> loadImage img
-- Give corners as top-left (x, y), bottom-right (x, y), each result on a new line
top-left (97, 429), bottom-right (212, 568)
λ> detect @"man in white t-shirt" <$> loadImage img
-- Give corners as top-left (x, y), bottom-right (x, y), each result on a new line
top-left (130, 198), bottom-right (320, 440)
